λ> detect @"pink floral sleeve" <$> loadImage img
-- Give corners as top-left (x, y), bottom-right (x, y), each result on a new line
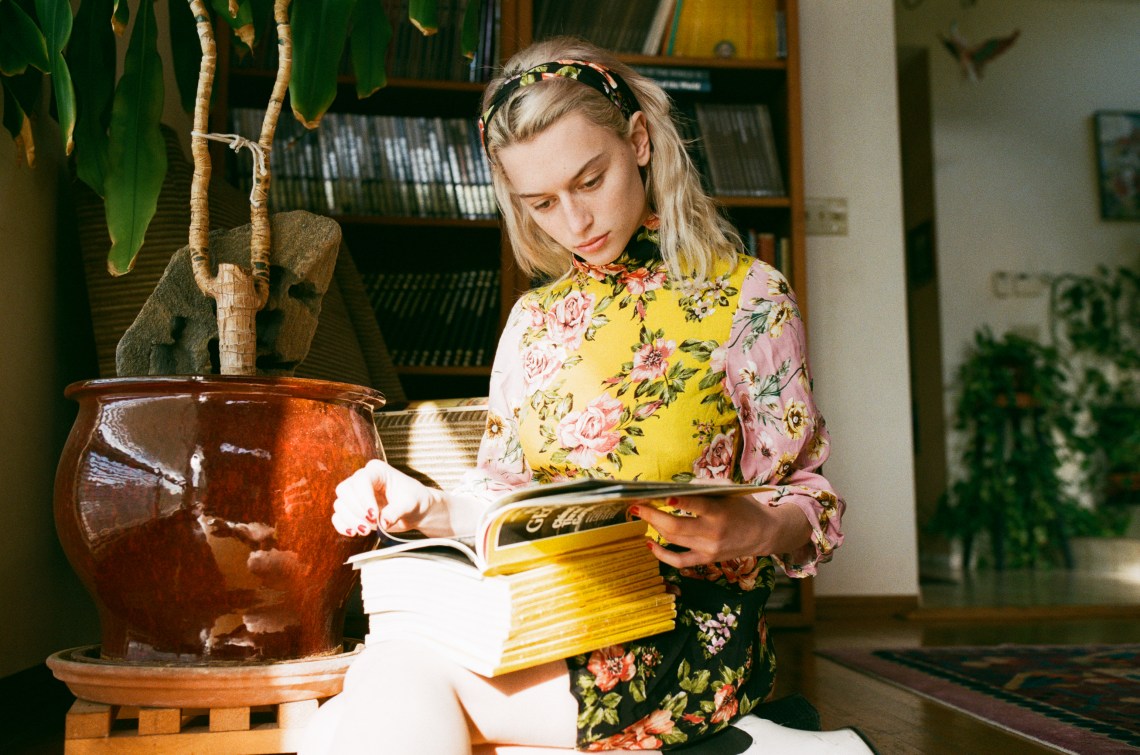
top-left (724, 261), bottom-right (845, 577)
top-left (451, 298), bottom-right (535, 502)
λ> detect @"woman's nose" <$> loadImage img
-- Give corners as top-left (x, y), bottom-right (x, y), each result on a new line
top-left (564, 197), bottom-right (592, 235)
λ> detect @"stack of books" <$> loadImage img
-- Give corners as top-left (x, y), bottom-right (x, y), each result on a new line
top-left (230, 108), bottom-right (496, 219)
top-left (351, 479), bottom-right (771, 677)
top-left (692, 103), bottom-right (785, 197)
top-left (360, 268), bottom-right (501, 368)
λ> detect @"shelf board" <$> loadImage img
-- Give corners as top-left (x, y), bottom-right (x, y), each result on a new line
top-left (618, 53), bottom-right (787, 70)
top-left (333, 214), bottom-right (500, 229)
top-left (715, 196), bottom-right (791, 209)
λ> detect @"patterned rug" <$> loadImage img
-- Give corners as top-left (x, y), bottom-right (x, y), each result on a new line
top-left (818, 644), bottom-right (1140, 754)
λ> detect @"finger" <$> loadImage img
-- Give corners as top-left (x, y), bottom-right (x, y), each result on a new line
top-left (331, 507), bottom-right (375, 537)
top-left (645, 539), bottom-right (715, 569)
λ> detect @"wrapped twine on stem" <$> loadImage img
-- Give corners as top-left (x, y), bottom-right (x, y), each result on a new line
top-left (187, 0), bottom-right (292, 374)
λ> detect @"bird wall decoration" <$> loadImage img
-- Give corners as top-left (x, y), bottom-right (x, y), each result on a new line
top-left (940, 22), bottom-right (1021, 82)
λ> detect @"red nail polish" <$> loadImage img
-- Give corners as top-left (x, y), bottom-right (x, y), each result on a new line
top-left (629, 505), bottom-right (641, 518)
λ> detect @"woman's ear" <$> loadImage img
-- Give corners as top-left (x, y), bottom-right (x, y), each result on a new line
top-left (630, 112), bottom-right (652, 167)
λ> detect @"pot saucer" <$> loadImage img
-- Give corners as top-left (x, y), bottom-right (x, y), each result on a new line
top-left (47, 642), bottom-right (363, 708)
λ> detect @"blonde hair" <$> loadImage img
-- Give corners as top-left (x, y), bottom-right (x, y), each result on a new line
top-left (481, 37), bottom-right (741, 283)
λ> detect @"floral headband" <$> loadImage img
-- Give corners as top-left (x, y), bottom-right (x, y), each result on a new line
top-left (478, 59), bottom-right (642, 157)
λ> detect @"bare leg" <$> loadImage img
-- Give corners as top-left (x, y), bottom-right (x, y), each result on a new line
top-left (306, 640), bottom-right (578, 755)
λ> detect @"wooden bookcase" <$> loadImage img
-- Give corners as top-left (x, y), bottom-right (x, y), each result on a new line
top-left (215, 0), bottom-right (813, 625)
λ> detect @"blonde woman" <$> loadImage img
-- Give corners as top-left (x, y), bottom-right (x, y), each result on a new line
top-left (313, 37), bottom-right (872, 755)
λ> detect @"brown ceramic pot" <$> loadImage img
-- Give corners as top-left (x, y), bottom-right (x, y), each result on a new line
top-left (54, 376), bottom-right (384, 664)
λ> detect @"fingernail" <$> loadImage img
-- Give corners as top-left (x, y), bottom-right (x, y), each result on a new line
top-left (629, 506), bottom-right (641, 518)
top-left (666, 497), bottom-right (678, 506)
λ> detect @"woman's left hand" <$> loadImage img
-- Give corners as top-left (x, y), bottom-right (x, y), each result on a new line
top-left (632, 495), bottom-right (812, 568)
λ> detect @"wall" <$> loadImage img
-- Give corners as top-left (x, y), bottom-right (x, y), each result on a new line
top-left (799, 1), bottom-right (920, 597)
top-left (0, 103), bottom-right (101, 676)
top-left (894, 0), bottom-right (1140, 419)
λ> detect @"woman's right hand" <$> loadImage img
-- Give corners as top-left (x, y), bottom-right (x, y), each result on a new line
top-left (330, 459), bottom-right (446, 537)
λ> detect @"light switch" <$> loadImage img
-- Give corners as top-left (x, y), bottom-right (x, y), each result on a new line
top-left (804, 197), bottom-right (848, 236)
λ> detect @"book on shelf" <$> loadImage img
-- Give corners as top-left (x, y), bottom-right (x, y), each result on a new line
top-left (533, 0), bottom-right (668, 55)
top-left (632, 65), bottom-right (712, 93)
top-left (693, 103), bottom-right (785, 198)
top-left (351, 478), bottom-right (773, 676)
top-left (743, 230), bottom-right (793, 282)
top-left (667, 0), bottom-right (780, 59)
top-left (362, 268), bottom-right (501, 367)
top-left (228, 108), bottom-right (496, 220)
top-left (533, 0), bottom-right (783, 60)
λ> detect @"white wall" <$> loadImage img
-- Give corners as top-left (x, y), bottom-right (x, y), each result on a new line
top-left (0, 103), bottom-right (101, 676)
top-left (894, 0), bottom-right (1140, 405)
top-left (800, 1), bottom-right (919, 597)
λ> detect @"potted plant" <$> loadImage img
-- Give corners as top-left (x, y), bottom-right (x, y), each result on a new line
top-left (929, 329), bottom-right (1117, 571)
top-left (1, 0), bottom-right (482, 705)
top-left (1049, 264), bottom-right (1140, 509)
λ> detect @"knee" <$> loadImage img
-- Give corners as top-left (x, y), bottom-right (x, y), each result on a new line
top-left (342, 640), bottom-right (458, 697)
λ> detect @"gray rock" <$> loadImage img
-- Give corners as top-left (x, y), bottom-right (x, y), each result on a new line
top-left (116, 211), bottom-right (341, 376)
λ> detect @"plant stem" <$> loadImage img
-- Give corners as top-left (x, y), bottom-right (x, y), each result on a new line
top-left (186, 0), bottom-right (291, 375)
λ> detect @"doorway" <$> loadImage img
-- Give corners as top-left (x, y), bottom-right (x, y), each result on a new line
top-left (896, 46), bottom-right (952, 582)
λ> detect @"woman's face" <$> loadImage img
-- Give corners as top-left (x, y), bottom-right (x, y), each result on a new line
top-left (497, 111), bottom-right (652, 266)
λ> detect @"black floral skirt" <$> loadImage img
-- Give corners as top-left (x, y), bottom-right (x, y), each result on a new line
top-left (567, 558), bottom-right (778, 751)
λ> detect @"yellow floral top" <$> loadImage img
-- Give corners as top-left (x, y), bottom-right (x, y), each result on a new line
top-left (456, 224), bottom-right (844, 750)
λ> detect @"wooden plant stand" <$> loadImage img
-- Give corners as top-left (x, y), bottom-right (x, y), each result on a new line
top-left (63, 696), bottom-right (323, 754)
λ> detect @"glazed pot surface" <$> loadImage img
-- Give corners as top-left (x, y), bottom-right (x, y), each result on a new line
top-left (55, 376), bottom-right (384, 663)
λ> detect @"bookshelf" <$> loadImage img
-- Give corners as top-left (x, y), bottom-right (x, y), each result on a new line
top-left (215, 0), bottom-right (813, 623)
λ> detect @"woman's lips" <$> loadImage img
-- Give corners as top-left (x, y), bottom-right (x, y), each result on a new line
top-left (576, 232), bottom-right (609, 254)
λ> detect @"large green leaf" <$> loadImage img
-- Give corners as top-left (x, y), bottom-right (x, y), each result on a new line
top-left (248, 0), bottom-right (272, 48)
top-left (35, 0), bottom-right (75, 153)
top-left (460, 0), bottom-right (480, 59)
top-left (104, 0), bottom-right (166, 275)
top-left (1, 79), bottom-right (25, 138)
top-left (289, 0), bottom-right (356, 129)
top-left (350, 0), bottom-right (391, 99)
top-left (111, 0), bottom-right (129, 34)
top-left (0, 0), bottom-right (50, 74)
top-left (168, 0), bottom-right (201, 114)
top-left (210, 0), bottom-right (255, 51)
top-left (1, 78), bottom-right (35, 163)
top-left (408, 0), bottom-right (437, 35)
top-left (68, 0), bottom-right (115, 195)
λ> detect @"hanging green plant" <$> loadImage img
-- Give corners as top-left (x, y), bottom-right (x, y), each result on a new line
top-left (0, 0), bottom-right (484, 274)
top-left (930, 329), bottom-right (1113, 570)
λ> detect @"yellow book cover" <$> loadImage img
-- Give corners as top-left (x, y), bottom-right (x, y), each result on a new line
top-left (671, 0), bottom-right (778, 59)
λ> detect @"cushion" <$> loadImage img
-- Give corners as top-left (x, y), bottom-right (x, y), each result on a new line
top-left (373, 398), bottom-right (489, 489)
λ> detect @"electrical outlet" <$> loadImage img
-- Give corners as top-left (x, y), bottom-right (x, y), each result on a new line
top-left (991, 271), bottom-right (1012, 298)
top-left (804, 197), bottom-right (848, 236)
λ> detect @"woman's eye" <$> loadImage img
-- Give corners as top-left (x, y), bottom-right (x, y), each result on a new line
top-left (532, 199), bottom-right (553, 212)
top-left (582, 175), bottom-right (602, 189)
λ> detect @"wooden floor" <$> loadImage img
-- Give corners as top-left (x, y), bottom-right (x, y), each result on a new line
top-left (11, 570), bottom-right (1140, 754)
top-left (770, 612), bottom-right (1138, 754)
top-left (771, 567), bottom-right (1140, 754)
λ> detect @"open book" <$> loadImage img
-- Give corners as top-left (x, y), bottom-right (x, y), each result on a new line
top-left (350, 479), bottom-right (772, 676)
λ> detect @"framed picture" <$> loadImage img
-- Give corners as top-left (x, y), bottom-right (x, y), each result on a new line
top-left (1093, 111), bottom-right (1140, 221)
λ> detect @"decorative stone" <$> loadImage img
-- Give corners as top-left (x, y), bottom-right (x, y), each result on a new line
top-left (116, 211), bottom-right (341, 376)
